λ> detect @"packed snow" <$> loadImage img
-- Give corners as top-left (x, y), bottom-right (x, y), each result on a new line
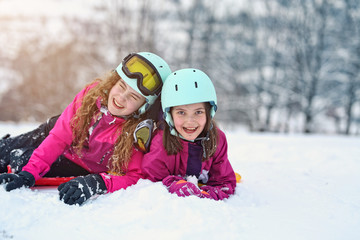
top-left (0, 122), bottom-right (359, 240)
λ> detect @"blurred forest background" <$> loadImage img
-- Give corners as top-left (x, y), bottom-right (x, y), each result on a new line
top-left (0, 0), bottom-right (359, 135)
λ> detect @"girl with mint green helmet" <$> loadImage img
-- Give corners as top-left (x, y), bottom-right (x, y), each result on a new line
top-left (161, 68), bottom-right (217, 136)
top-left (142, 68), bottom-right (237, 201)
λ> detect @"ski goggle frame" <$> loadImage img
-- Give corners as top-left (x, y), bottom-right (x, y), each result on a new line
top-left (133, 119), bottom-right (154, 153)
top-left (121, 53), bottom-right (163, 96)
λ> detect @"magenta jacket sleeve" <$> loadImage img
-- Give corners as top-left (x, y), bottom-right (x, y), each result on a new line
top-left (141, 131), bottom-right (173, 182)
top-left (100, 149), bottom-right (144, 193)
top-left (22, 85), bottom-right (91, 180)
top-left (200, 129), bottom-right (236, 200)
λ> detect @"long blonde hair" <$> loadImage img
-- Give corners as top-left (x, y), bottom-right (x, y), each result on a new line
top-left (71, 70), bottom-right (149, 175)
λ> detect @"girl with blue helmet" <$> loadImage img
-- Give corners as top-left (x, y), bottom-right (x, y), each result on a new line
top-left (142, 68), bottom-right (237, 200)
top-left (0, 52), bottom-right (171, 205)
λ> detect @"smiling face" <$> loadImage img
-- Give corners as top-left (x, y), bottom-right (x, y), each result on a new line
top-left (107, 79), bottom-right (146, 117)
top-left (171, 102), bottom-right (207, 141)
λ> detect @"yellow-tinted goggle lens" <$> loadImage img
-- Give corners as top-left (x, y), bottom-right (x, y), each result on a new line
top-left (125, 56), bottom-right (161, 92)
top-left (135, 126), bottom-right (150, 152)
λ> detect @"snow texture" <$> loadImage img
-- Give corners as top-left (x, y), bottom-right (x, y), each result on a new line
top-left (0, 123), bottom-right (359, 240)
top-left (185, 175), bottom-right (199, 187)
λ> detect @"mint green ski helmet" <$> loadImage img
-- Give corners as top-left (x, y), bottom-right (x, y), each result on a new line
top-left (116, 52), bottom-right (171, 115)
top-left (161, 68), bottom-right (217, 131)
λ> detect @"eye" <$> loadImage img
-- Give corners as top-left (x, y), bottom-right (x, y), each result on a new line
top-left (118, 81), bottom-right (126, 90)
top-left (196, 110), bottom-right (204, 115)
top-left (131, 94), bottom-right (139, 101)
top-left (176, 110), bottom-right (185, 115)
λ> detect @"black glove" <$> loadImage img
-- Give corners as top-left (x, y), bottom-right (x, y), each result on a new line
top-left (58, 174), bottom-right (107, 206)
top-left (0, 171), bottom-right (35, 191)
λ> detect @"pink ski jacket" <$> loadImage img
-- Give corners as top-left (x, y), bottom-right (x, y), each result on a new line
top-left (22, 83), bottom-right (143, 193)
top-left (142, 129), bottom-right (236, 199)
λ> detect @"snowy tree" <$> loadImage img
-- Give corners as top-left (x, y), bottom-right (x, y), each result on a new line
top-left (1, 0), bottom-right (359, 135)
top-left (341, 0), bottom-right (360, 134)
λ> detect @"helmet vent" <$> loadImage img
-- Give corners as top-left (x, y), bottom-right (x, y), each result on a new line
top-left (195, 82), bottom-right (198, 88)
top-left (175, 84), bottom-right (178, 91)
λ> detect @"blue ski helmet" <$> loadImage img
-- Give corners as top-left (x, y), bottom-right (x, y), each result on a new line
top-left (116, 52), bottom-right (171, 115)
top-left (161, 68), bottom-right (217, 132)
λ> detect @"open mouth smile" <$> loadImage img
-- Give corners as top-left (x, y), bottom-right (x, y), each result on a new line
top-left (113, 98), bottom-right (124, 109)
top-left (183, 127), bottom-right (198, 134)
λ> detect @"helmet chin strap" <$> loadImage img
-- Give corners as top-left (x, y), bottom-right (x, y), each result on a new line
top-left (130, 111), bottom-right (141, 119)
top-left (196, 123), bottom-right (213, 159)
top-left (117, 112), bottom-right (138, 120)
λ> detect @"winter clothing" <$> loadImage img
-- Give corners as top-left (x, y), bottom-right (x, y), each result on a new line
top-left (0, 115), bottom-right (59, 173)
top-left (163, 175), bottom-right (205, 198)
top-left (199, 185), bottom-right (231, 200)
top-left (142, 129), bottom-right (236, 200)
top-left (20, 83), bottom-right (143, 193)
top-left (1, 115), bottom-right (92, 177)
top-left (133, 119), bottom-right (154, 153)
top-left (6, 147), bottom-right (90, 177)
top-left (0, 171), bottom-right (35, 191)
top-left (8, 147), bottom-right (36, 173)
top-left (58, 174), bottom-right (107, 205)
top-left (43, 156), bottom-right (90, 177)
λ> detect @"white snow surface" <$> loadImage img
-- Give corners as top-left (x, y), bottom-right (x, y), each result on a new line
top-left (0, 122), bottom-right (359, 240)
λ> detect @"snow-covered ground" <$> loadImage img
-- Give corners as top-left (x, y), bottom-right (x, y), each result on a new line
top-left (0, 122), bottom-right (359, 240)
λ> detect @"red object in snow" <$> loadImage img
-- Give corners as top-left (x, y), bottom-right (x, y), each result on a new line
top-left (7, 165), bottom-right (75, 186)
top-left (34, 177), bottom-right (75, 186)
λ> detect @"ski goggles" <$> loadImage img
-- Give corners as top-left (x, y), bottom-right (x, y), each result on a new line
top-left (133, 119), bottom-right (154, 153)
top-left (121, 53), bottom-right (162, 96)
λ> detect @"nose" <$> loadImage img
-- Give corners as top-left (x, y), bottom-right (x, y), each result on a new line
top-left (119, 88), bottom-right (134, 101)
top-left (118, 92), bottom-right (126, 101)
top-left (185, 114), bottom-right (196, 123)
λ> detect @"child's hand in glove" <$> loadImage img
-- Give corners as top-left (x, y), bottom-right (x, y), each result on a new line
top-left (58, 174), bottom-right (107, 206)
top-left (0, 171), bottom-right (35, 191)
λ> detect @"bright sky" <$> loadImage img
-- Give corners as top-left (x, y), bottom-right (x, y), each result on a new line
top-left (0, 0), bottom-right (97, 18)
